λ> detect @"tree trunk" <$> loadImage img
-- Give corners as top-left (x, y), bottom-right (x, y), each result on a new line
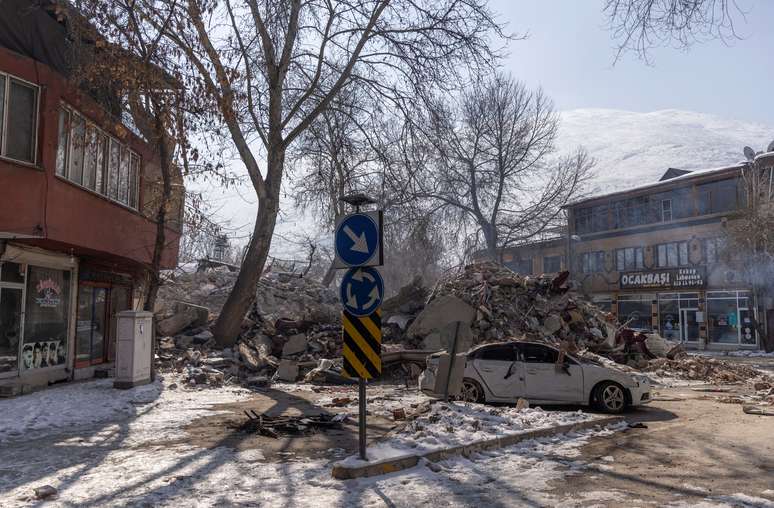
top-left (143, 112), bottom-right (173, 312)
top-left (482, 222), bottom-right (498, 262)
top-left (321, 259), bottom-right (337, 287)
top-left (212, 149), bottom-right (284, 346)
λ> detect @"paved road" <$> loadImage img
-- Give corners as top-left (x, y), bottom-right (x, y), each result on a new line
top-left (550, 383), bottom-right (774, 506)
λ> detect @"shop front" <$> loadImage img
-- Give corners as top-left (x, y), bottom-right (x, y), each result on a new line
top-left (0, 245), bottom-right (77, 394)
top-left (611, 266), bottom-right (758, 349)
top-left (74, 266), bottom-right (133, 379)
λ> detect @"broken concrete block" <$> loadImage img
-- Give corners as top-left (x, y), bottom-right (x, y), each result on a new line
top-left (156, 302), bottom-right (210, 336)
top-left (238, 342), bottom-right (266, 371)
top-left (422, 331), bottom-right (443, 350)
top-left (515, 398), bottom-right (529, 411)
top-left (248, 334), bottom-right (274, 357)
top-left (274, 359), bottom-right (299, 382)
top-left (193, 330), bottom-right (214, 344)
top-left (407, 295), bottom-right (476, 339)
top-left (542, 314), bottom-right (562, 334)
top-left (245, 376), bottom-right (270, 387)
top-left (282, 333), bottom-right (308, 357)
top-left (158, 336), bottom-right (175, 350)
top-left (175, 335), bottom-right (194, 348)
top-left (392, 408), bottom-right (406, 420)
top-left (33, 485), bottom-right (57, 500)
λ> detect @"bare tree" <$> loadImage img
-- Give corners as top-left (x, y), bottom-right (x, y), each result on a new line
top-left (724, 145), bottom-right (774, 351)
top-left (67, 2), bottom-right (195, 311)
top-left (605, 0), bottom-right (745, 62)
top-left (405, 74), bottom-right (594, 262)
top-left (114, 0), bottom-right (505, 345)
top-left (290, 89), bottom-right (383, 286)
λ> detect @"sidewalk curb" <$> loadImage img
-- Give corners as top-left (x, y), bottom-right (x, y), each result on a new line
top-left (331, 415), bottom-right (625, 480)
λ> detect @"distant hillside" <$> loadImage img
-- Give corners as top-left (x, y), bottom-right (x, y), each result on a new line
top-left (559, 109), bottom-right (774, 194)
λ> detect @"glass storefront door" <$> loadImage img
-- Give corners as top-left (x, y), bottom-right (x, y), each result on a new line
top-left (658, 293), bottom-right (699, 343)
top-left (76, 285), bottom-right (108, 367)
top-left (0, 287), bottom-right (23, 377)
top-left (680, 308), bottom-right (699, 343)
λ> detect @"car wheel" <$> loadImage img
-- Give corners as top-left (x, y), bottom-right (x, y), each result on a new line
top-left (460, 378), bottom-right (484, 403)
top-left (595, 382), bottom-right (627, 414)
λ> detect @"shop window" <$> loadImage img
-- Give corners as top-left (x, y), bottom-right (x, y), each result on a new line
top-left (0, 286), bottom-right (23, 375)
top-left (0, 73), bottom-right (40, 164)
top-left (580, 251), bottom-right (606, 273)
top-left (22, 266), bottom-right (71, 370)
top-left (707, 291), bottom-right (755, 345)
top-left (56, 104), bottom-right (141, 210)
top-left (656, 241), bottom-right (689, 268)
top-left (1, 261), bottom-right (25, 284)
top-left (618, 294), bottom-right (654, 330)
top-left (543, 255), bottom-right (561, 273)
top-left (615, 247), bottom-right (644, 272)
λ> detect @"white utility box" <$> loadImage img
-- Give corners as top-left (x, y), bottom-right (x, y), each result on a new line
top-left (114, 310), bottom-right (153, 389)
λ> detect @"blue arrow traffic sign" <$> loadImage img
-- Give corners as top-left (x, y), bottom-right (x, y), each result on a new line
top-left (340, 267), bottom-right (384, 317)
top-left (334, 212), bottom-right (381, 267)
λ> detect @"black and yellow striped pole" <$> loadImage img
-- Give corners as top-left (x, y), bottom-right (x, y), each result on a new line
top-left (334, 195), bottom-right (384, 462)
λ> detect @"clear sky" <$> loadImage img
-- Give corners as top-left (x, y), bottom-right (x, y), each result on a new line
top-left (489, 0), bottom-right (774, 124)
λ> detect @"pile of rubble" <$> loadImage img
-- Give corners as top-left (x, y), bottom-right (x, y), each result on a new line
top-left (391, 262), bottom-right (616, 352)
top-left (645, 356), bottom-right (774, 385)
top-left (155, 269), bottom-right (345, 387)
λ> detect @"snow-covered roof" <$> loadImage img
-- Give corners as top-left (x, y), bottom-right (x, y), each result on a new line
top-left (565, 162), bottom-right (743, 209)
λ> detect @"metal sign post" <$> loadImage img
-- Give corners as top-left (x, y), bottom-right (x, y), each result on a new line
top-left (334, 194), bottom-right (384, 462)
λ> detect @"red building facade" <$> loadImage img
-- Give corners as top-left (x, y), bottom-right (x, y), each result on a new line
top-left (0, 10), bottom-right (182, 394)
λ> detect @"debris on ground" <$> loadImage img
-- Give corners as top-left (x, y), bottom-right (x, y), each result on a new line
top-left (154, 261), bottom-right (772, 390)
top-left (33, 485), bottom-right (58, 500)
top-left (644, 356), bottom-right (773, 385)
top-left (235, 411), bottom-right (344, 437)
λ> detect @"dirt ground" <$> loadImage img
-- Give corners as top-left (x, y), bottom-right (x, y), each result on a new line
top-left (183, 383), bottom-right (410, 461)
top-left (551, 381), bottom-right (774, 506)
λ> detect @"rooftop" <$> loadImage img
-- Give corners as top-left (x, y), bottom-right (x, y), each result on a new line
top-left (565, 162), bottom-right (744, 209)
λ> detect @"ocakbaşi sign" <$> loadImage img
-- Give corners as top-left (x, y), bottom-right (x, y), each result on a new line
top-left (619, 267), bottom-right (706, 289)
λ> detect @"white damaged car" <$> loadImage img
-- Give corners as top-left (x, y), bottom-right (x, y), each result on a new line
top-left (419, 340), bottom-right (651, 413)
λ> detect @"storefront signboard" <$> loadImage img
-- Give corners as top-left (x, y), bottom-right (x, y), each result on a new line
top-left (620, 267), bottom-right (706, 290)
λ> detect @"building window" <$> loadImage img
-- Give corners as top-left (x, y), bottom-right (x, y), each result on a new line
top-left (615, 247), bottom-right (644, 272)
top-left (656, 241), bottom-right (689, 268)
top-left (543, 255), bottom-right (561, 273)
top-left (511, 257), bottom-right (533, 275)
top-left (662, 199), bottom-right (672, 221)
top-left (704, 237), bottom-right (726, 264)
top-left (696, 178), bottom-right (742, 215)
top-left (707, 291), bottom-right (755, 345)
top-left (618, 294), bottom-right (654, 331)
top-left (580, 251), bottom-right (606, 273)
top-left (0, 73), bottom-right (39, 164)
top-left (56, 104), bottom-right (141, 210)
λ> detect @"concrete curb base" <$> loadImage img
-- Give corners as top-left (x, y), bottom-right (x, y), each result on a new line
top-left (331, 415), bottom-right (625, 480)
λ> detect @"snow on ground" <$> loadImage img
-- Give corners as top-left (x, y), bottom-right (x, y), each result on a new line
top-left (0, 376), bottom-right (623, 507)
top-left (0, 375), bottom-right (254, 445)
top-left (337, 401), bottom-right (600, 467)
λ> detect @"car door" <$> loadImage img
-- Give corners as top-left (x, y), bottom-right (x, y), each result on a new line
top-left (471, 344), bottom-right (525, 400)
top-left (520, 343), bottom-right (584, 403)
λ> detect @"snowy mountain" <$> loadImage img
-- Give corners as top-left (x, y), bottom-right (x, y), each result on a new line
top-left (558, 109), bottom-right (774, 194)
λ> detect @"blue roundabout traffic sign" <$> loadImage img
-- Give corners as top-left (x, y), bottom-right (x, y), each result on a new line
top-left (339, 267), bottom-right (384, 317)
